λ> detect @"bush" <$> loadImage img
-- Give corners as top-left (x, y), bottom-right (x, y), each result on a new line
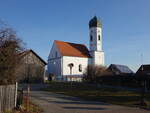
top-left (96, 75), bottom-right (141, 88)
top-left (83, 65), bottom-right (107, 83)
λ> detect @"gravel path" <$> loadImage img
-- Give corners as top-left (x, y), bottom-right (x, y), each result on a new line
top-left (30, 91), bottom-right (149, 113)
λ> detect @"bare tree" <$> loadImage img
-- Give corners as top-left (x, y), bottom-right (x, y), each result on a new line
top-left (83, 65), bottom-right (107, 83)
top-left (0, 22), bottom-right (24, 85)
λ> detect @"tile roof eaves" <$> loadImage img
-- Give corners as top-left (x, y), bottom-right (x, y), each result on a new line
top-left (62, 55), bottom-right (90, 58)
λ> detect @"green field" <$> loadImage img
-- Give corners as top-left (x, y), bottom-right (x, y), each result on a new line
top-left (43, 82), bottom-right (150, 108)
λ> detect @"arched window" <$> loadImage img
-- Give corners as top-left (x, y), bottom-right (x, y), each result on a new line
top-left (98, 35), bottom-right (100, 40)
top-left (68, 63), bottom-right (74, 75)
top-left (55, 52), bottom-right (57, 58)
top-left (79, 64), bottom-right (82, 72)
top-left (90, 35), bottom-right (93, 41)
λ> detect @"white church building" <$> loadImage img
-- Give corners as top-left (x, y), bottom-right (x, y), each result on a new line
top-left (47, 16), bottom-right (105, 81)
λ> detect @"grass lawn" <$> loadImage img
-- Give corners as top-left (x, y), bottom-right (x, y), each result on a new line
top-left (43, 82), bottom-right (150, 108)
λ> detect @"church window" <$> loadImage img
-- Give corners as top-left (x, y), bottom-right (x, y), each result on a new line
top-left (55, 52), bottom-right (57, 58)
top-left (98, 35), bottom-right (100, 40)
top-left (90, 35), bottom-right (93, 41)
top-left (79, 64), bottom-right (82, 72)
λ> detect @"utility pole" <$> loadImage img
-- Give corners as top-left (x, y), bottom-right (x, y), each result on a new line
top-left (141, 54), bottom-right (147, 91)
top-left (140, 53), bottom-right (146, 107)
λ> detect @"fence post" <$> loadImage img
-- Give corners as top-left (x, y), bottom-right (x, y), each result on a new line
top-left (14, 82), bottom-right (18, 107)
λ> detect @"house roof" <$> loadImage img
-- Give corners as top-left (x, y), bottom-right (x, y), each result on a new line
top-left (55, 40), bottom-right (91, 58)
top-left (136, 64), bottom-right (150, 75)
top-left (19, 49), bottom-right (47, 65)
top-left (108, 64), bottom-right (134, 74)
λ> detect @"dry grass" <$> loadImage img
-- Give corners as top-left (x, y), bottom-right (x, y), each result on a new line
top-left (4, 96), bottom-right (43, 113)
top-left (43, 82), bottom-right (150, 108)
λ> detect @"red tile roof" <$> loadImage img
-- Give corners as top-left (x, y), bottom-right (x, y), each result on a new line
top-left (55, 40), bottom-right (91, 58)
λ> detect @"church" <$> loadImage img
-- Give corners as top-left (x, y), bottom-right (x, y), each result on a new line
top-left (47, 16), bottom-right (105, 81)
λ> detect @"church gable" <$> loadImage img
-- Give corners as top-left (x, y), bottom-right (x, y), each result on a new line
top-left (54, 40), bottom-right (91, 58)
top-left (48, 42), bottom-right (61, 59)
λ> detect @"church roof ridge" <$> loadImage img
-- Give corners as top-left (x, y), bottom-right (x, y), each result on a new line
top-left (54, 40), bottom-right (86, 46)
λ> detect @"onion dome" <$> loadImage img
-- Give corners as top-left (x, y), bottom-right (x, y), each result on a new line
top-left (89, 16), bottom-right (102, 28)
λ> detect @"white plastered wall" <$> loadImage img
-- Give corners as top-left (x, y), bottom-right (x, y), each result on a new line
top-left (62, 56), bottom-right (89, 76)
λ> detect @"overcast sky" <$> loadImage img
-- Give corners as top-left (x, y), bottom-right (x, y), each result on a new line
top-left (0, 0), bottom-right (150, 71)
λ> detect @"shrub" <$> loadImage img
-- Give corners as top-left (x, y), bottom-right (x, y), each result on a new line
top-left (83, 65), bottom-right (107, 83)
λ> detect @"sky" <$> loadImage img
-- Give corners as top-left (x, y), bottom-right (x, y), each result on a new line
top-left (0, 0), bottom-right (150, 71)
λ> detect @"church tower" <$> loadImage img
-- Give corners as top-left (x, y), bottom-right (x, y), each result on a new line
top-left (89, 16), bottom-right (104, 65)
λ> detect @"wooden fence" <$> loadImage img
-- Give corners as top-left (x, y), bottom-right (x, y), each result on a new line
top-left (0, 83), bottom-right (17, 113)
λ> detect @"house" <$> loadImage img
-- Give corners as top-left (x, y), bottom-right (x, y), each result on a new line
top-left (136, 65), bottom-right (150, 90)
top-left (47, 16), bottom-right (105, 81)
top-left (16, 49), bottom-right (47, 83)
top-left (107, 64), bottom-right (134, 75)
top-left (136, 64), bottom-right (150, 75)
